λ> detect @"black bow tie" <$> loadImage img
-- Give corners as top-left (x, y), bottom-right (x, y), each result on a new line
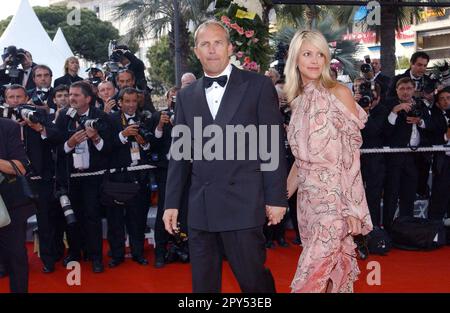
top-left (127, 116), bottom-right (136, 123)
top-left (203, 75), bottom-right (228, 89)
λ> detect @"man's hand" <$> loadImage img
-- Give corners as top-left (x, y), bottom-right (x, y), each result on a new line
top-left (157, 112), bottom-right (170, 131)
top-left (346, 216), bottom-right (362, 236)
top-left (406, 116), bottom-right (421, 125)
top-left (135, 134), bottom-right (146, 145)
top-left (265, 206), bottom-right (287, 226)
top-left (85, 126), bottom-right (99, 141)
top-left (163, 209), bottom-right (179, 235)
top-left (25, 119), bottom-right (44, 133)
top-left (104, 98), bottom-right (117, 113)
top-left (67, 129), bottom-right (87, 148)
top-left (122, 124), bottom-right (139, 137)
top-left (354, 92), bottom-right (362, 102)
top-left (392, 102), bottom-right (412, 114)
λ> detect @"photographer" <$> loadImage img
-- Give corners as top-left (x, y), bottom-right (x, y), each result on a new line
top-left (388, 51), bottom-right (434, 99)
top-left (27, 65), bottom-right (56, 114)
top-left (54, 57), bottom-right (83, 88)
top-left (111, 45), bottom-right (146, 90)
top-left (353, 79), bottom-right (389, 228)
top-left (97, 80), bottom-right (118, 113)
top-left (382, 77), bottom-right (434, 231)
top-left (148, 86), bottom-right (181, 268)
top-left (20, 50), bottom-right (37, 90)
top-left (0, 46), bottom-right (27, 87)
top-left (0, 118), bottom-right (30, 293)
top-left (106, 87), bottom-right (156, 268)
top-left (3, 84), bottom-right (63, 273)
top-left (46, 81), bottom-right (112, 273)
top-left (86, 66), bottom-right (104, 87)
top-left (428, 87), bottom-right (450, 222)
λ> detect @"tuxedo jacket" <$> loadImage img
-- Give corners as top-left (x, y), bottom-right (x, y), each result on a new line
top-left (53, 73), bottom-right (83, 88)
top-left (164, 65), bottom-right (288, 232)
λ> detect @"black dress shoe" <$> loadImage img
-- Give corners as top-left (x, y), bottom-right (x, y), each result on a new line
top-left (265, 240), bottom-right (275, 249)
top-left (42, 264), bottom-right (55, 273)
top-left (292, 237), bottom-right (302, 246)
top-left (132, 256), bottom-right (149, 266)
top-left (92, 261), bottom-right (104, 273)
top-left (0, 270), bottom-right (7, 278)
top-left (154, 255), bottom-right (165, 268)
top-left (63, 255), bottom-right (81, 267)
top-left (108, 259), bottom-right (124, 268)
top-left (277, 237), bottom-right (289, 248)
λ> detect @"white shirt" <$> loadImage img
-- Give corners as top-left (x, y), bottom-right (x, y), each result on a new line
top-left (119, 113), bottom-right (150, 151)
top-left (204, 64), bottom-right (232, 119)
top-left (388, 110), bottom-right (425, 147)
top-left (64, 109), bottom-right (104, 169)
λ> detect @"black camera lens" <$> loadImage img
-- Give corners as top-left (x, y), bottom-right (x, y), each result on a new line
top-left (360, 63), bottom-right (372, 74)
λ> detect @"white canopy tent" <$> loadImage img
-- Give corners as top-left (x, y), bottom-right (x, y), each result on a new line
top-left (53, 27), bottom-right (74, 60)
top-left (0, 0), bottom-right (66, 80)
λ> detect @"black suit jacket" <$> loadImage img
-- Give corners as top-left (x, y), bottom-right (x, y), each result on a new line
top-left (22, 63), bottom-right (37, 90)
top-left (383, 97), bottom-right (434, 147)
top-left (27, 87), bottom-right (56, 112)
top-left (388, 69), bottom-right (434, 99)
top-left (124, 51), bottom-right (146, 90)
top-left (429, 106), bottom-right (450, 174)
top-left (53, 73), bottom-right (83, 88)
top-left (164, 66), bottom-right (288, 232)
top-left (108, 110), bottom-right (156, 169)
top-left (148, 110), bottom-right (173, 168)
top-left (361, 102), bottom-right (389, 148)
top-left (46, 107), bottom-right (112, 178)
top-left (0, 118), bottom-right (33, 220)
top-left (375, 72), bottom-right (391, 100)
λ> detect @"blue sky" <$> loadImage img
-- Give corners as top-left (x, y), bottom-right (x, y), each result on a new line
top-left (0, 0), bottom-right (49, 21)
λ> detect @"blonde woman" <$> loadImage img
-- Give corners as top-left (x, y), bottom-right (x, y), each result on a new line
top-left (285, 30), bottom-right (373, 293)
top-left (54, 56), bottom-right (83, 88)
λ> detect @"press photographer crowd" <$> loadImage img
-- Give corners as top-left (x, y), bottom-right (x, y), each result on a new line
top-left (0, 40), bottom-right (449, 293)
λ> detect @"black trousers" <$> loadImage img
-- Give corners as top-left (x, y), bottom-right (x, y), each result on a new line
top-left (189, 227), bottom-right (275, 293)
top-left (0, 208), bottom-right (29, 293)
top-left (66, 176), bottom-right (103, 262)
top-left (416, 152), bottom-right (432, 197)
top-left (107, 186), bottom-right (149, 260)
top-left (154, 167), bottom-right (169, 257)
top-left (33, 180), bottom-right (65, 267)
top-left (429, 155), bottom-right (450, 220)
top-left (383, 153), bottom-right (418, 230)
top-left (361, 154), bottom-right (385, 228)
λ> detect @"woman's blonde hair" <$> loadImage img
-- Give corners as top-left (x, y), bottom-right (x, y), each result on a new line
top-left (64, 56), bottom-right (79, 75)
top-left (284, 30), bottom-right (336, 102)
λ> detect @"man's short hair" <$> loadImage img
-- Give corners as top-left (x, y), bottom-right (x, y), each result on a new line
top-left (396, 77), bottom-right (414, 89)
top-left (194, 19), bottom-right (230, 47)
top-left (410, 51), bottom-right (430, 65)
top-left (53, 84), bottom-right (70, 95)
top-left (116, 69), bottom-right (135, 82)
top-left (118, 87), bottom-right (138, 101)
top-left (32, 64), bottom-right (53, 78)
top-left (4, 84), bottom-right (27, 97)
top-left (70, 81), bottom-right (94, 98)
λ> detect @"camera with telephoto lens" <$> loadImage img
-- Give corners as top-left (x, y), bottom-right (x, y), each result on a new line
top-left (16, 105), bottom-right (46, 124)
top-left (166, 224), bottom-right (189, 263)
top-left (1, 46), bottom-right (26, 80)
top-left (0, 104), bottom-right (17, 119)
top-left (55, 188), bottom-right (76, 225)
top-left (360, 55), bottom-right (373, 75)
top-left (79, 116), bottom-right (107, 132)
top-left (356, 80), bottom-right (374, 108)
top-left (406, 97), bottom-right (423, 118)
top-left (128, 110), bottom-right (153, 142)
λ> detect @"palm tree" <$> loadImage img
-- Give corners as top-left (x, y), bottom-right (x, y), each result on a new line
top-left (275, 16), bottom-right (362, 79)
top-left (113, 0), bottom-right (215, 79)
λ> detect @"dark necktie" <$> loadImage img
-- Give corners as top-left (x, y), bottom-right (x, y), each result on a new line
top-left (203, 75), bottom-right (228, 89)
top-left (127, 116), bottom-right (136, 124)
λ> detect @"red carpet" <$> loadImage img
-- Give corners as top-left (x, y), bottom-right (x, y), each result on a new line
top-left (1, 231), bottom-right (449, 293)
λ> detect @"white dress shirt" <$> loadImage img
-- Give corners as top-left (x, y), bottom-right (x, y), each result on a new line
top-left (204, 63), bottom-right (232, 119)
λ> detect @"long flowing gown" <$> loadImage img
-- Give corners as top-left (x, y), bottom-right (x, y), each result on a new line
top-left (287, 82), bottom-right (373, 293)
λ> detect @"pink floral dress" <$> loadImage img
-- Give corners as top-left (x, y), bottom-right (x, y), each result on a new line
top-left (287, 82), bottom-right (373, 293)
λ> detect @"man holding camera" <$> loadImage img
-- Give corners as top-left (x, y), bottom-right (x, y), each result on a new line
top-left (383, 77), bottom-right (434, 230)
top-left (106, 87), bottom-right (155, 268)
top-left (46, 81), bottom-right (111, 273)
top-left (27, 65), bottom-right (56, 114)
top-left (353, 79), bottom-right (389, 228)
top-left (111, 45), bottom-right (146, 90)
top-left (20, 50), bottom-right (37, 91)
top-left (97, 80), bottom-right (118, 113)
top-left (3, 84), bottom-right (63, 273)
top-left (428, 86), bottom-right (450, 222)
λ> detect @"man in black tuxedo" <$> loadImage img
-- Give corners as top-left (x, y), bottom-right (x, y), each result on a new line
top-left (163, 20), bottom-right (287, 293)
top-left (370, 58), bottom-right (391, 101)
top-left (106, 87), bottom-right (155, 268)
top-left (354, 80), bottom-right (389, 228)
top-left (112, 45), bottom-right (146, 90)
top-left (46, 81), bottom-right (111, 273)
top-left (54, 57), bottom-right (83, 88)
top-left (20, 50), bottom-right (37, 91)
top-left (3, 85), bottom-right (63, 273)
top-left (428, 87), bottom-right (450, 221)
top-left (27, 65), bottom-right (56, 114)
top-left (383, 77), bottom-right (434, 230)
top-left (0, 118), bottom-right (31, 293)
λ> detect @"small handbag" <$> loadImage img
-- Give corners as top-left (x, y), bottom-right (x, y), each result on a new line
top-left (100, 170), bottom-right (140, 206)
top-left (0, 161), bottom-right (38, 210)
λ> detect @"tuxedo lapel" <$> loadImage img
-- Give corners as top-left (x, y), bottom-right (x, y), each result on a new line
top-left (192, 77), bottom-right (214, 126)
top-left (214, 66), bottom-right (248, 127)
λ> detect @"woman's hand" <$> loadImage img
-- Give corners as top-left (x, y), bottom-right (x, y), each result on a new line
top-left (346, 215), bottom-right (362, 236)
